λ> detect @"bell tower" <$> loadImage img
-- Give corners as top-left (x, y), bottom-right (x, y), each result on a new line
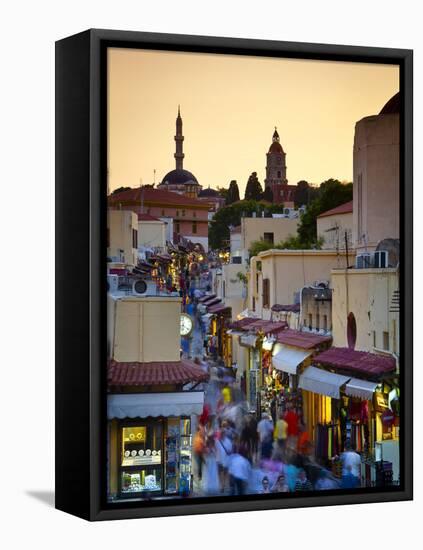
top-left (265, 127), bottom-right (287, 188)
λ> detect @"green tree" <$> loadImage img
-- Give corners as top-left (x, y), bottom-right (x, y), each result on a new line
top-left (262, 186), bottom-right (273, 202)
top-left (208, 200), bottom-right (285, 250)
top-left (217, 186), bottom-right (230, 203)
top-left (297, 179), bottom-right (353, 247)
top-left (111, 186), bottom-right (132, 195)
top-left (226, 180), bottom-right (240, 205)
top-left (244, 172), bottom-right (263, 200)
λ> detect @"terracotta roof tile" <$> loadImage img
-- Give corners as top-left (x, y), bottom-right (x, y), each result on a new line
top-left (109, 187), bottom-right (209, 208)
top-left (317, 200), bottom-right (353, 219)
top-left (108, 360), bottom-right (209, 387)
top-left (314, 347), bottom-right (396, 377)
top-left (276, 329), bottom-right (332, 349)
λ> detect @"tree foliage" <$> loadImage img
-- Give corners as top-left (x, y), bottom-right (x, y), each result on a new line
top-left (111, 186), bottom-right (132, 195)
top-left (262, 186), bottom-right (274, 203)
top-left (244, 172), bottom-right (263, 201)
top-left (294, 180), bottom-right (319, 207)
top-left (297, 178), bottom-right (352, 247)
top-left (226, 180), bottom-right (241, 205)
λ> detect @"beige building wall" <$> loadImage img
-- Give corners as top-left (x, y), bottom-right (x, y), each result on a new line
top-left (108, 296), bottom-right (182, 362)
top-left (108, 209), bottom-right (138, 266)
top-left (317, 212), bottom-right (353, 250)
top-left (213, 263), bottom-right (247, 319)
top-left (331, 268), bottom-right (399, 356)
top-left (138, 219), bottom-right (167, 249)
top-left (353, 112), bottom-right (400, 252)
top-left (241, 217), bottom-right (299, 256)
top-left (249, 250), bottom-right (355, 320)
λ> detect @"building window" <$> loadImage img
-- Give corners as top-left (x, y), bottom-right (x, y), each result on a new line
top-left (373, 330), bottom-right (376, 348)
top-left (316, 314), bottom-right (320, 331)
top-left (347, 312), bottom-right (357, 349)
top-left (323, 315), bottom-right (328, 331)
top-left (193, 211), bottom-right (197, 218)
top-left (262, 278), bottom-right (270, 308)
top-left (277, 171), bottom-right (281, 178)
top-left (176, 210), bottom-right (179, 217)
top-left (223, 280), bottom-right (226, 298)
top-left (175, 222), bottom-right (180, 233)
top-left (263, 232), bottom-right (274, 244)
top-left (192, 222), bottom-right (197, 234)
top-left (161, 209), bottom-right (165, 216)
top-left (308, 314), bottom-right (312, 330)
top-left (256, 274), bottom-right (259, 294)
top-left (383, 331), bottom-right (390, 351)
top-left (182, 209), bottom-right (185, 217)
top-left (132, 229), bottom-right (138, 249)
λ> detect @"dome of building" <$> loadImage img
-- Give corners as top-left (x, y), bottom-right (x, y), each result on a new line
top-left (379, 92), bottom-right (400, 115)
top-left (198, 187), bottom-right (219, 197)
top-left (161, 169), bottom-right (199, 187)
top-left (268, 141), bottom-right (284, 154)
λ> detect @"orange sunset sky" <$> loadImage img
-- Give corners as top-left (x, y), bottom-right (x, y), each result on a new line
top-left (108, 48), bottom-right (399, 195)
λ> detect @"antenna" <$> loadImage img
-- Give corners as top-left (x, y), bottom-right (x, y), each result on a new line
top-left (139, 178), bottom-right (144, 214)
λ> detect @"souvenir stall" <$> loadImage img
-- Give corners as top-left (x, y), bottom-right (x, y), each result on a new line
top-left (308, 348), bottom-right (398, 485)
top-left (107, 360), bottom-right (208, 501)
top-left (264, 330), bottom-right (332, 430)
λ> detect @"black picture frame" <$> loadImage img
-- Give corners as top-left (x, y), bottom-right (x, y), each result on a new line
top-left (55, 28), bottom-right (413, 521)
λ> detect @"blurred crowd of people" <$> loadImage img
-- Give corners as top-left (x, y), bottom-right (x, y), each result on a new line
top-left (192, 387), bottom-right (362, 497)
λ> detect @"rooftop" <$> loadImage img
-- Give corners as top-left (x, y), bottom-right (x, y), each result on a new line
top-left (317, 200), bottom-right (353, 219)
top-left (138, 213), bottom-right (162, 222)
top-left (276, 329), bottom-right (332, 349)
top-left (108, 359), bottom-right (209, 387)
top-left (109, 187), bottom-right (209, 209)
top-left (315, 347), bottom-right (396, 377)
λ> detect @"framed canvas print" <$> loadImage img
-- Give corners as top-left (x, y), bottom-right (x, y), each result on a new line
top-left (55, 29), bottom-right (413, 521)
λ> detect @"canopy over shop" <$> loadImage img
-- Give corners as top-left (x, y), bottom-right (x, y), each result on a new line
top-left (107, 359), bottom-right (208, 500)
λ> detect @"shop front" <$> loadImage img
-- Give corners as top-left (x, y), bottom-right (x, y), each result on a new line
top-left (298, 348), bottom-right (399, 486)
top-left (108, 391), bottom-right (204, 500)
top-left (206, 304), bottom-right (232, 366)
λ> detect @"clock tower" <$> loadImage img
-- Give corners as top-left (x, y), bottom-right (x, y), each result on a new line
top-left (264, 127), bottom-right (287, 188)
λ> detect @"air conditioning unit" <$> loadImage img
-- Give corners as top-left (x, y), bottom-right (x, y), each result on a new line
top-left (107, 274), bottom-right (119, 293)
top-left (132, 279), bottom-right (157, 296)
top-left (374, 250), bottom-right (388, 268)
top-left (355, 253), bottom-right (373, 269)
top-left (298, 207), bottom-right (306, 216)
top-left (284, 208), bottom-right (291, 216)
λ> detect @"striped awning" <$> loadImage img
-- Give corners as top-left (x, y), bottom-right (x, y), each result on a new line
top-left (108, 391), bottom-right (204, 419)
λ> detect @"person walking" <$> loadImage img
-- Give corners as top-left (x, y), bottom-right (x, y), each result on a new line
top-left (215, 422), bottom-right (233, 493)
top-left (294, 469), bottom-right (313, 492)
top-left (273, 413), bottom-right (288, 453)
top-left (257, 413), bottom-right (274, 460)
top-left (228, 447), bottom-right (251, 496)
top-left (340, 440), bottom-right (361, 488)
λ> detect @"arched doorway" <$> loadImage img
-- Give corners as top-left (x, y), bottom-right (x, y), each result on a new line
top-left (347, 312), bottom-right (357, 349)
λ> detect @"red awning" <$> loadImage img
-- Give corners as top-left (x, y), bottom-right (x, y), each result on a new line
top-left (276, 329), bottom-right (332, 349)
top-left (228, 317), bottom-right (258, 330)
top-left (314, 347), bottom-right (396, 377)
top-left (108, 360), bottom-right (209, 387)
top-left (208, 304), bottom-right (232, 315)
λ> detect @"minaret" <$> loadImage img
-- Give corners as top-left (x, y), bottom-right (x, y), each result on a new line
top-left (174, 105), bottom-right (184, 170)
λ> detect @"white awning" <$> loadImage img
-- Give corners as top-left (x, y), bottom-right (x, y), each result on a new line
top-left (240, 334), bottom-right (258, 348)
top-left (299, 366), bottom-right (350, 399)
top-left (345, 378), bottom-right (378, 400)
top-left (107, 391), bottom-right (204, 419)
top-left (272, 346), bottom-right (311, 375)
top-left (226, 329), bottom-right (244, 336)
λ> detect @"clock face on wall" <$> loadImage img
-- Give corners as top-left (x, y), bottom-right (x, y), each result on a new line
top-left (180, 313), bottom-right (193, 337)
